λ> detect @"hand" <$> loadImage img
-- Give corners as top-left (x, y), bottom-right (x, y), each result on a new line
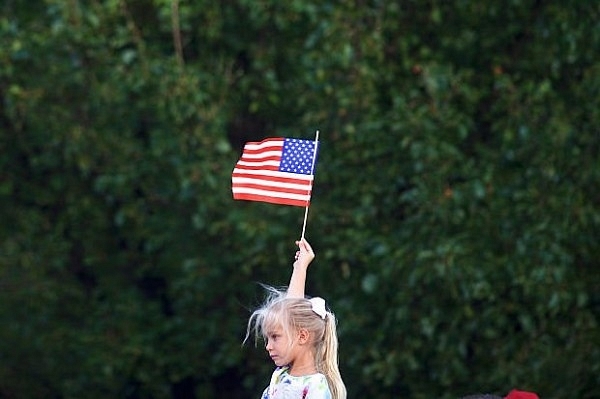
top-left (293, 238), bottom-right (315, 269)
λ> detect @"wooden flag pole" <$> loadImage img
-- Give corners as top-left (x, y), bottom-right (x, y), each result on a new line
top-left (300, 130), bottom-right (320, 240)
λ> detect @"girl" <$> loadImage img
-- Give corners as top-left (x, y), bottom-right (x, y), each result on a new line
top-left (245, 238), bottom-right (347, 399)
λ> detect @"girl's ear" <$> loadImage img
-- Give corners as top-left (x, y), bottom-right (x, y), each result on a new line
top-left (297, 328), bottom-right (310, 345)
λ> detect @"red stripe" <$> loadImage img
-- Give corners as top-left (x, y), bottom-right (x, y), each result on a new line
top-left (232, 182), bottom-right (312, 196)
top-left (234, 164), bottom-right (280, 171)
top-left (232, 171), bottom-right (312, 185)
top-left (241, 138), bottom-right (284, 154)
top-left (245, 137), bottom-right (283, 146)
top-left (233, 193), bottom-right (310, 207)
top-left (234, 165), bottom-right (280, 171)
top-left (242, 145), bottom-right (283, 155)
top-left (238, 155), bottom-right (282, 163)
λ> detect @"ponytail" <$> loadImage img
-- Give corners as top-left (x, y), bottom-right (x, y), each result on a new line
top-left (317, 310), bottom-right (346, 399)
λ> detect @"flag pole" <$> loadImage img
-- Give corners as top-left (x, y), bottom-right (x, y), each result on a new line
top-left (300, 130), bottom-right (319, 240)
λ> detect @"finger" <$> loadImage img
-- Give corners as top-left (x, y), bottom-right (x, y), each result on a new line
top-left (300, 238), bottom-right (313, 254)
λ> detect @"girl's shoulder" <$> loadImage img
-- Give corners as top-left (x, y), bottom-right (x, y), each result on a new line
top-left (275, 367), bottom-right (328, 383)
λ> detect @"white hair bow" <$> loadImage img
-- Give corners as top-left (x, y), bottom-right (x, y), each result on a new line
top-left (309, 297), bottom-right (327, 319)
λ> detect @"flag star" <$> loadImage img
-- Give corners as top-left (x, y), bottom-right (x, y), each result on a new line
top-left (279, 137), bottom-right (318, 175)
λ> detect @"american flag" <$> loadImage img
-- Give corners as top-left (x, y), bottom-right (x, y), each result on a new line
top-left (232, 137), bottom-right (319, 207)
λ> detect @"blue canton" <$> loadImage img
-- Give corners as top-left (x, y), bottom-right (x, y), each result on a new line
top-left (279, 138), bottom-right (318, 175)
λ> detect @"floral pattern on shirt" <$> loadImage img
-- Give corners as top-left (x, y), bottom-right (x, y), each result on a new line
top-left (261, 366), bottom-right (332, 399)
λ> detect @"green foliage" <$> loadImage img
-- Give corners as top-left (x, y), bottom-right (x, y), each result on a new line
top-left (1, 0), bottom-right (598, 398)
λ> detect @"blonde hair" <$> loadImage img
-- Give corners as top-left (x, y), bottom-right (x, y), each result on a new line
top-left (245, 286), bottom-right (347, 399)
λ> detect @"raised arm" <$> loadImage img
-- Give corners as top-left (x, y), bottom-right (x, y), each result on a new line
top-left (286, 238), bottom-right (315, 298)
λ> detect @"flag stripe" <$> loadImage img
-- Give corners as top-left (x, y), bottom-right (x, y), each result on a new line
top-left (241, 138), bottom-right (284, 151)
top-left (233, 186), bottom-right (311, 199)
top-left (232, 168), bottom-right (314, 182)
top-left (234, 160), bottom-right (281, 169)
top-left (239, 151), bottom-right (282, 160)
top-left (232, 179), bottom-right (312, 195)
top-left (233, 193), bottom-right (310, 207)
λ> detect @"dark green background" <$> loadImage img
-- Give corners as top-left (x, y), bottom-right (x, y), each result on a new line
top-left (1, 1), bottom-right (598, 398)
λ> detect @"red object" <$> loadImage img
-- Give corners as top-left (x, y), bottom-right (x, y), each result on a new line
top-left (232, 137), bottom-right (318, 207)
top-left (505, 389), bottom-right (539, 399)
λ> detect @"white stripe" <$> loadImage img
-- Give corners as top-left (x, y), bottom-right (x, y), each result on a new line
top-left (243, 140), bottom-right (284, 151)
top-left (241, 150), bottom-right (282, 159)
top-left (232, 168), bottom-right (314, 181)
top-left (235, 160), bottom-right (280, 168)
top-left (232, 176), bottom-right (312, 191)
top-left (232, 187), bottom-right (310, 201)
